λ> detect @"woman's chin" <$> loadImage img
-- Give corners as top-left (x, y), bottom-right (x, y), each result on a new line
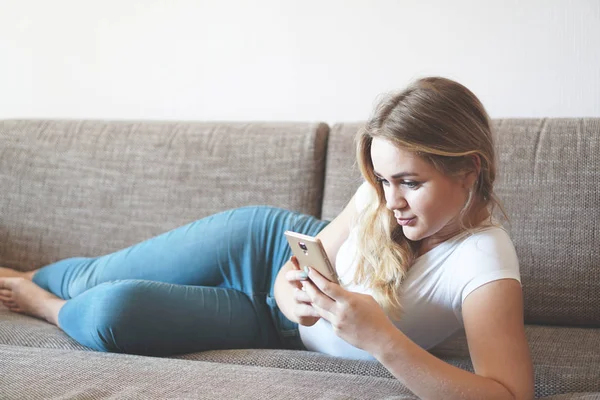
top-left (401, 226), bottom-right (423, 242)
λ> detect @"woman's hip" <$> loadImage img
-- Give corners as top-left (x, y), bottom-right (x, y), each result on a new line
top-left (207, 205), bottom-right (329, 296)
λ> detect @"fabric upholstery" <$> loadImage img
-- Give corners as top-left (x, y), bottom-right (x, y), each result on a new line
top-left (320, 122), bottom-right (365, 221)
top-left (321, 119), bottom-right (600, 326)
top-left (428, 325), bottom-right (600, 398)
top-left (491, 119), bottom-right (600, 326)
top-left (0, 120), bottom-right (329, 272)
top-left (0, 307), bottom-right (89, 351)
top-left (540, 394), bottom-right (600, 400)
top-left (1, 118), bottom-right (599, 399)
top-left (2, 306), bottom-right (598, 398)
top-left (0, 344), bottom-right (418, 400)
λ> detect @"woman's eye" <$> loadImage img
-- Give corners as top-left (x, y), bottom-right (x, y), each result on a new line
top-left (402, 181), bottom-right (419, 189)
top-left (375, 177), bottom-right (390, 186)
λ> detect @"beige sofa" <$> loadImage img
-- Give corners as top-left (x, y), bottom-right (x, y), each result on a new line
top-left (0, 119), bottom-right (599, 399)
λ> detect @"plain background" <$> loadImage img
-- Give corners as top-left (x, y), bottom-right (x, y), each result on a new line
top-left (1, 0), bottom-right (599, 122)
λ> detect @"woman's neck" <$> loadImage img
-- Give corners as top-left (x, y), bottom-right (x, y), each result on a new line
top-left (416, 206), bottom-right (491, 258)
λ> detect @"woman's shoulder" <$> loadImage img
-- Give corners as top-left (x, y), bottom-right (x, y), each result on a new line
top-left (419, 223), bottom-right (515, 272)
top-left (457, 221), bottom-right (516, 257)
top-left (447, 222), bottom-right (521, 304)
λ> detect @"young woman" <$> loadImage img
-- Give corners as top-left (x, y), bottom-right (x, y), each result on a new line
top-left (0, 77), bottom-right (534, 399)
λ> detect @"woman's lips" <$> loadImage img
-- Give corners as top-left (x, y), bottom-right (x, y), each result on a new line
top-left (396, 217), bottom-right (416, 226)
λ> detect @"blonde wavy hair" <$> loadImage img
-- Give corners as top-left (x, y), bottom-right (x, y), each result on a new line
top-left (353, 77), bottom-right (505, 320)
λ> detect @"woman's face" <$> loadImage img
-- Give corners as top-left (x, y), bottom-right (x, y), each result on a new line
top-left (370, 137), bottom-right (474, 251)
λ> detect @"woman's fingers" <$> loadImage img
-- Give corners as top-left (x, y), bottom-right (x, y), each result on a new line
top-left (285, 256), bottom-right (307, 290)
top-left (294, 301), bottom-right (321, 322)
top-left (305, 267), bottom-right (344, 301)
top-left (293, 287), bottom-right (312, 303)
top-left (294, 301), bottom-right (320, 316)
top-left (285, 270), bottom-right (308, 281)
top-left (301, 273), bottom-right (338, 316)
top-left (285, 269), bottom-right (308, 287)
top-left (285, 256), bottom-right (321, 326)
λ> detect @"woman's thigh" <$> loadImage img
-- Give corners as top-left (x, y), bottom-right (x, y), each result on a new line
top-left (35, 206), bottom-right (328, 299)
top-left (57, 279), bottom-right (280, 355)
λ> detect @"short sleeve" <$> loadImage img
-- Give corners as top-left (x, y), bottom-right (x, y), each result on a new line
top-left (450, 227), bottom-right (521, 312)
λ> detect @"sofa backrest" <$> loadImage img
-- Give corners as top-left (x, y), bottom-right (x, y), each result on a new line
top-left (322, 118), bottom-right (600, 327)
top-left (0, 120), bottom-right (328, 271)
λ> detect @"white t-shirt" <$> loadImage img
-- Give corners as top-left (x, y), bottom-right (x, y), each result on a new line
top-left (299, 182), bottom-right (521, 360)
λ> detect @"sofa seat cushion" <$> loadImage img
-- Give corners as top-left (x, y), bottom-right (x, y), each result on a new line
top-left (539, 395), bottom-right (600, 400)
top-left (0, 344), bottom-right (418, 400)
top-left (180, 324), bottom-right (600, 398)
top-left (2, 305), bottom-right (598, 398)
top-left (0, 306), bottom-right (89, 351)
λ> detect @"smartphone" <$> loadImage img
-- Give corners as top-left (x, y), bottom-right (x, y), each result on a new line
top-left (284, 231), bottom-right (339, 283)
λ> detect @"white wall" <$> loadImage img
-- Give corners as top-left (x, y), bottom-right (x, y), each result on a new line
top-left (1, 0), bottom-right (599, 122)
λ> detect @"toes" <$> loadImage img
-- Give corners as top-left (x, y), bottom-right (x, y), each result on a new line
top-left (0, 277), bottom-right (25, 290)
top-left (1, 297), bottom-right (15, 304)
top-left (0, 278), bottom-right (14, 290)
top-left (3, 300), bottom-right (20, 311)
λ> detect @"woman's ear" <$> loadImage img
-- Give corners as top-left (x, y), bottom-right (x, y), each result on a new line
top-left (462, 154), bottom-right (481, 189)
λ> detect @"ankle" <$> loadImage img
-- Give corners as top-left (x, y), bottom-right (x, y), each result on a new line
top-left (25, 270), bottom-right (37, 281)
top-left (0, 267), bottom-right (35, 279)
top-left (44, 299), bottom-right (65, 327)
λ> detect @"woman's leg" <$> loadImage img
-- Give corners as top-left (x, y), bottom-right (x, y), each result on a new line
top-left (32, 206), bottom-right (314, 300)
top-left (59, 279), bottom-right (271, 355)
top-left (0, 277), bottom-right (64, 326)
top-left (0, 267), bottom-right (36, 280)
top-left (2, 206), bottom-right (329, 354)
top-left (0, 277), bottom-right (272, 356)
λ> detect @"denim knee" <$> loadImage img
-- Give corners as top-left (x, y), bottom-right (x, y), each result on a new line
top-left (58, 280), bottom-right (148, 353)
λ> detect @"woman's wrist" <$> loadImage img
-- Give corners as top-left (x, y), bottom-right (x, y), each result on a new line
top-left (369, 324), bottom-right (406, 362)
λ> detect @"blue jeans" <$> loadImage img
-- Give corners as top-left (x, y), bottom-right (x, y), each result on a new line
top-left (32, 206), bottom-right (328, 356)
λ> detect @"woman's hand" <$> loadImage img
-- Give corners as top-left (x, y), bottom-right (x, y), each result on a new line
top-left (284, 256), bottom-right (321, 327)
top-left (301, 266), bottom-right (398, 354)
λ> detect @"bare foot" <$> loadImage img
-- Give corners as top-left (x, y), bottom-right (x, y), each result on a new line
top-left (0, 277), bottom-right (65, 327)
top-left (0, 267), bottom-right (37, 280)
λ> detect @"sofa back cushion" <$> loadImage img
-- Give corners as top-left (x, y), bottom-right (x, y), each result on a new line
top-left (0, 120), bottom-right (328, 271)
top-left (322, 118), bottom-right (600, 326)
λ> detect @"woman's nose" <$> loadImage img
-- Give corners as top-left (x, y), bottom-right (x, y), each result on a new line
top-left (385, 187), bottom-right (407, 211)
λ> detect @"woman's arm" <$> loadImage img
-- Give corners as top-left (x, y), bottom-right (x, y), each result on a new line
top-left (302, 271), bottom-right (534, 400)
top-left (274, 192), bottom-right (357, 324)
top-left (373, 279), bottom-right (534, 400)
